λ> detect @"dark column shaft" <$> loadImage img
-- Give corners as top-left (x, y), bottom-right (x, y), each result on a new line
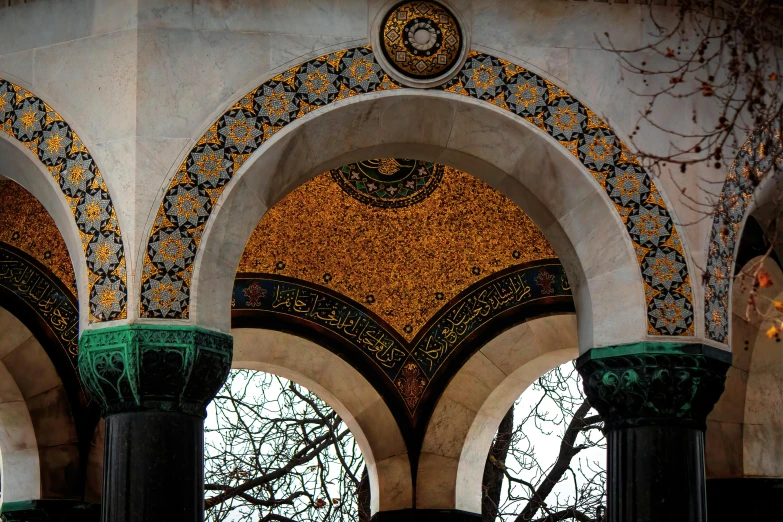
top-left (607, 426), bottom-right (705, 522)
top-left (103, 412), bottom-right (205, 522)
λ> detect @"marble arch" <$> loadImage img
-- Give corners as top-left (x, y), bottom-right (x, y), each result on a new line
top-left (704, 116), bottom-right (783, 344)
top-left (140, 47), bottom-right (695, 343)
top-left (416, 314), bottom-right (578, 512)
top-left (230, 328), bottom-right (412, 515)
top-left (0, 79), bottom-right (128, 324)
top-left (0, 306), bottom-right (86, 505)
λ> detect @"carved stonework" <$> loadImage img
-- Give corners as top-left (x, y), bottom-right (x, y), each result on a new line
top-left (576, 343), bottom-right (731, 430)
top-left (78, 325), bottom-right (233, 417)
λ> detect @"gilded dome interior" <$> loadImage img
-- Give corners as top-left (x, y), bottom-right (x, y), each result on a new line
top-left (237, 161), bottom-right (557, 340)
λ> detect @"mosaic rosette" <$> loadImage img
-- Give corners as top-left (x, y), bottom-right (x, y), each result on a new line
top-left (0, 78), bottom-right (127, 322)
top-left (705, 117), bottom-right (783, 343)
top-left (330, 159), bottom-right (444, 208)
top-left (141, 47), bottom-right (694, 336)
top-left (381, 0), bottom-right (462, 80)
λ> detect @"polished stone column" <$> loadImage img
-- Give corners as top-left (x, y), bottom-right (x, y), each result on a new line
top-left (577, 343), bottom-right (730, 522)
top-left (78, 325), bottom-right (233, 522)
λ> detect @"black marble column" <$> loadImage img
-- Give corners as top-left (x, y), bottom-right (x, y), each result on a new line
top-left (577, 343), bottom-right (730, 522)
top-left (102, 412), bottom-right (205, 521)
top-left (78, 326), bottom-right (233, 522)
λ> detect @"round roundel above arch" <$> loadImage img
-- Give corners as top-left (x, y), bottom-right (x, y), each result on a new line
top-left (0, 79), bottom-right (127, 322)
top-left (139, 46), bottom-right (695, 337)
top-left (376, 0), bottom-right (466, 87)
top-left (705, 117), bottom-right (782, 344)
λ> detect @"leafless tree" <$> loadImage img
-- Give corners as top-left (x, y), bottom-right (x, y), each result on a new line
top-left (206, 365), bottom-right (603, 522)
top-left (482, 364), bottom-right (606, 522)
top-left (603, 0), bottom-right (783, 333)
top-left (204, 370), bottom-right (369, 522)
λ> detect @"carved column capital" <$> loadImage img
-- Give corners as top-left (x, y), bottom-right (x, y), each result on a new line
top-left (78, 325), bottom-right (233, 417)
top-left (576, 343), bottom-right (731, 430)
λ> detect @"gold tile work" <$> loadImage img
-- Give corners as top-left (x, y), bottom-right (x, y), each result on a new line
top-left (0, 179), bottom-right (77, 297)
top-left (238, 165), bottom-right (556, 340)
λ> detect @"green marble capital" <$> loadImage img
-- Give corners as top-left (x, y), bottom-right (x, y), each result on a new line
top-left (78, 325), bottom-right (233, 417)
top-left (576, 342), bottom-right (731, 430)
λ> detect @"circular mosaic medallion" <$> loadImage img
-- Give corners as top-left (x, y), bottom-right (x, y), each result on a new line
top-left (331, 159), bottom-right (444, 208)
top-left (380, 1), bottom-right (463, 81)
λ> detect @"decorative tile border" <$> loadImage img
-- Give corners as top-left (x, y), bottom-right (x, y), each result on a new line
top-left (142, 46), bottom-right (693, 336)
top-left (0, 243), bottom-right (79, 368)
top-left (705, 117), bottom-right (782, 343)
top-left (233, 262), bottom-right (572, 413)
top-left (0, 79), bottom-right (127, 322)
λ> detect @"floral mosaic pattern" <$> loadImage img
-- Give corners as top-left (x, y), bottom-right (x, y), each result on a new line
top-left (705, 117), bottom-right (783, 343)
top-left (0, 79), bottom-right (126, 322)
top-left (330, 158), bottom-right (444, 208)
top-left (141, 47), bottom-right (694, 336)
top-left (380, 0), bottom-right (462, 80)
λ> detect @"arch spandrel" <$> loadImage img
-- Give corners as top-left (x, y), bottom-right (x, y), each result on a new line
top-left (0, 79), bottom-right (128, 323)
top-left (140, 46), bottom-right (694, 342)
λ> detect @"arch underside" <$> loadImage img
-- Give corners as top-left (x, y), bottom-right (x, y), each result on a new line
top-left (141, 46), bottom-right (694, 340)
top-left (0, 243), bottom-right (99, 504)
top-left (706, 253), bottom-right (783, 480)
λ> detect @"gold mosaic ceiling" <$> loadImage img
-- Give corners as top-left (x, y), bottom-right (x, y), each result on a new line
top-left (238, 161), bottom-right (556, 340)
top-left (0, 179), bottom-right (77, 297)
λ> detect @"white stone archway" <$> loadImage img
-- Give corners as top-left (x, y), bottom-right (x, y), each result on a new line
top-left (190, 90), bottom-right (645, 355)
top-left (414, 314), bottom-right (578, 512)
top-left (230, 328), bottom-right (412, 515)
top-left (0, 307), bottom-right (40, 504)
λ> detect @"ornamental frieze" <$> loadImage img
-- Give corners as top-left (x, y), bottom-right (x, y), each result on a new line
top-left (233, 261), bottom-right (572, 414)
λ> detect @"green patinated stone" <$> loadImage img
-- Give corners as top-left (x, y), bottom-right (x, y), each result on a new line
top-left (78, 325), bottom-right (233, 417)
top-left (576, 342), bottom-right (731, 430)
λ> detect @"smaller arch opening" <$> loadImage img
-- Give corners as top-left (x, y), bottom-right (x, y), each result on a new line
top-left (204, 368), bottom-right (369, 522)
top-left (479, 362), bottom-right (605, 521)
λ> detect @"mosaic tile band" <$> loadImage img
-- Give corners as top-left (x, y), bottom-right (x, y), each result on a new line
top-left (141, 46), bottom-right (694, 336)
top-left (705, 116), bottom-right (783, 343)
top-left (0, 79), bottom-right (127, 322)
